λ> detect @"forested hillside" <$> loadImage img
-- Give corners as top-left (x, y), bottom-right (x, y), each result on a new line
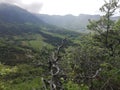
top-left (36, 14), bottom-right (100, 33)
top-left (36, 14), bottom-right (119, 33)
top-left (0, 0), bottom-right (120, 90)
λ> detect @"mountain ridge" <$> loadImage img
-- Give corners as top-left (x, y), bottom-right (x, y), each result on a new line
top-left (36, 14), bottom-right (120, 32)
top-left (0, 3), bottom-right (44, 24)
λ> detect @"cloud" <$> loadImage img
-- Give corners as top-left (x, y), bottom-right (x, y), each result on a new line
top-left (0, 0), bottom-right (43, 13)
top-left (0, 0), bottom-right (21, 4)
top-left (22, 3), bottom-right (43, 13)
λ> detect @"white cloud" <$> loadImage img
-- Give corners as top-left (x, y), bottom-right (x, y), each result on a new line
top-left (40, 0), bottom-right (104, 15)
top-left (20, 2), bottom-right (43, 13)
top-left (0, 0), bottom-right (105, 15)
top-left (0, 0), bottom-right (43, 13)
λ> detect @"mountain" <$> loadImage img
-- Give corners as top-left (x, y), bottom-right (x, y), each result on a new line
top-left (0, 3), bottom-right (44, 24)
top-left (0, 3), bottom-right (79, 50)
top-left (0, 3), bottom-right (81, 65)
top-left (35, 14), bottom-right (100, 32)
top-left (36, 14), bottom-right (120, 33)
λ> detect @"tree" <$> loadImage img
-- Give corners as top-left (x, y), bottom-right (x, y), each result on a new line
top-left (64, 0), bottom-right (120, 90)
top-left (87, 0), bottom-right (119, 48)
top-left (86, 0), bottom-right (120, 89)
top-left (42, 39), bottom-right (66, 90)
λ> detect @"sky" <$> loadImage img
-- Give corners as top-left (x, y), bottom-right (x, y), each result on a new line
top-left (0, 0), bottom-right (105, 16)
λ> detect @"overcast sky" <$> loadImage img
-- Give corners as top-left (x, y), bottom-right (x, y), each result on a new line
top-left (0, 0), bottom-right (105, 16)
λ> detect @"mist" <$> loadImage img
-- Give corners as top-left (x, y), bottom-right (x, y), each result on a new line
top-left (0, 0), bottom-right (43, 13)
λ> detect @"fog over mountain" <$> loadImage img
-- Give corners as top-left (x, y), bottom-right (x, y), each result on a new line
top-left (0, 0), bottom-right (43, 13)
top-left (0, 0), bottom-right (105, 16)
top-left (0, 3), bottom-right (44, 24)
top-left (0, 2), bottom-right (119, 33)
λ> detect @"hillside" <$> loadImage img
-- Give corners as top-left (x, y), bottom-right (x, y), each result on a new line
top-left (36, 14), bottom-right (100, 32)
top-left (0, 3), bottom-right (44, 24)
top-left (36, 14), bottom-right (120, 32)
top-left (0, 1), bottom-right (120, 90)
top-left (0, 3), bottom-right (80, 65)
top-left (0, 3), bottom-right (79, 45)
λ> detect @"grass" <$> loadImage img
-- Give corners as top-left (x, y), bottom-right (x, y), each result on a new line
top-left (12, 33), bottom-right (54, 50)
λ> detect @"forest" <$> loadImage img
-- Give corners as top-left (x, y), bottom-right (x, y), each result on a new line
top-left (0, 0), bottom-right (120, 90)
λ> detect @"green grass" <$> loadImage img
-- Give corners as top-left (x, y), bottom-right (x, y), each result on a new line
top-left (12, 34), bottom-right (54, 50)
top-left (28, 40), bottom-right (52, 50)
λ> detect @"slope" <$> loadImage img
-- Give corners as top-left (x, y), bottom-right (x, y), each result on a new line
top-left (0, 3), bottom-right (44, 24)
top-left (36, 14), bottom-right (120, 33)
top-left (0, 3), bottom-right (80, 65)
top-left (36, 14), bottom-right (100, 32)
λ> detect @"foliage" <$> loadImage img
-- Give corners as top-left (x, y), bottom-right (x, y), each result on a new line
top-left (0, 0), bottom-right (120, 90)
top-left (64, 81), bottom-right (88, 90)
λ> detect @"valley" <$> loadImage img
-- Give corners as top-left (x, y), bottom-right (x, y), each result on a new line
top-left (0, 2), bottom-right (120, 90)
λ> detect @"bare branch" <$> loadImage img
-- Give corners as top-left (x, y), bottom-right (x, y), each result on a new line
top-left (42, 38), bottom-right (66, 90)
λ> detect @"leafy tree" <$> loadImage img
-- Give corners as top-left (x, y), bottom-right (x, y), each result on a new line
top-left (86, 0), bottom-right (120, 89)
top-left (63, 0), bottom-right (120, 90)
top-left (87, 0), bottom-right (119, 48)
